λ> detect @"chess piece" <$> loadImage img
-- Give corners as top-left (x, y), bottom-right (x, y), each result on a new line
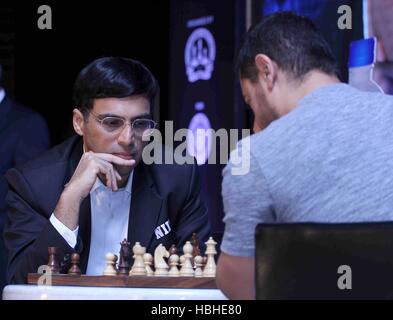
top-left (202, 256), bottom-right (208, 267)
top-left (67, 253), bottom-right (81, 275)
top-left (180, 241), bottom-right (194, 276)
top-left (179, 255), bottom-right (185, 267)
top-left (202, 237), bottom-right (217, 277)
top-left (103, 252), bottom-right (118, 276)
top-left (194, 255), bottom-right (203, 277)
top-left (191, 232), bottom-right (201, 259)
top-left (154, 244), bottom-right (169, 276)
top-left (118, 239), bottom-right (132, 275)
top-left (168, 254), bottom-right (180, 277)
top-left (143, 253), bottom-right (154, 276)
top-left (130, 242), bottom-right (147, 276)
top-left (47, 247), bottom-right (60, 274)
top-left (169, 244), bottom-right (177, 256)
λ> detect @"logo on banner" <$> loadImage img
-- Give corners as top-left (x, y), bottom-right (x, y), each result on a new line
top-left (187, 110), bottom-right (213, 165)
top-left (184, 28), bottom-right (216, 83)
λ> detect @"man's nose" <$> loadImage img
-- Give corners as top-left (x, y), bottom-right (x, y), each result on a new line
top-left (117, 123), bottom-right (135, 145)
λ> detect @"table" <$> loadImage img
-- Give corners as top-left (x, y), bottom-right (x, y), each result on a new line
top-left (2, 273), bottom-right (227, 300)
top-left (3, 284), bottom-right (227, 300)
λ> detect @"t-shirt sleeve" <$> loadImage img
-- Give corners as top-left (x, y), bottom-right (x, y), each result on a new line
top-left (220, 138), bottom-right (275, 257)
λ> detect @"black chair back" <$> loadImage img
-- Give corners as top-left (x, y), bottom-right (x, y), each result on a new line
top-left (255, 222), bottom-right (393, 299)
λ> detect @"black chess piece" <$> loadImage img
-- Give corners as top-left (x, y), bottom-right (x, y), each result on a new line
top-left (169, 244), bottom-right (177, 256)
top-left (191, 232), bottom-right (201, 259)
top-left (68, 253), bottom-right (81, 275)
top-left (118, 239), bottom-right (131, 275)
top-left (47, 247), bottom-right (60, 274)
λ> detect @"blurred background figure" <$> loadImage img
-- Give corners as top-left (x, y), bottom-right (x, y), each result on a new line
top-left (366, 0), bottom-right (393, 94)
top-left (0, 63), bottom-right (50, 297)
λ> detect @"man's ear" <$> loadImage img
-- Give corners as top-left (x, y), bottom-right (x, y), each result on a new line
top-left (255, 54), bottom-right (277, 91)
top-left (73, 108), bottom-right (85, 136)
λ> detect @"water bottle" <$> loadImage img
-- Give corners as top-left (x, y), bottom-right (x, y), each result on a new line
top-left (348, 37), bottom-right (384, 93)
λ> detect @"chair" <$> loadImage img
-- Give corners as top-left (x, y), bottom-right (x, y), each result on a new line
top-left (255, 222), bottom-right (393, 299)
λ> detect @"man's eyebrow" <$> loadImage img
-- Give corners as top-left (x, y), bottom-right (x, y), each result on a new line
top-left (98, 113), bottom-right (151, 121)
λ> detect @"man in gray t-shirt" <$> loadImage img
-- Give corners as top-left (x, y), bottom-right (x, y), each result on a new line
top-left (216, 12), bottom-right (393, 300)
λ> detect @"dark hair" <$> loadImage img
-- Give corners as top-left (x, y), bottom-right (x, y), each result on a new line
top-left (73, 57), bottom-right (158, 115)
top-left (237, 11), bottom-right (339, 82)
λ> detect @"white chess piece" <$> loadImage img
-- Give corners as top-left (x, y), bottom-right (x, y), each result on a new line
top-left (103, 252), bottom-right (117, 276)
top-left (194, 255), bottom-right (204, 277)
top-left (154, 244), bottom-right (169, 276)
top-left (129, 242), bottom-right (146, 276)
top-left (168, 254), bottom-right (180, 277)
top-left (180, 241), bottom-right (194, 276)
top-left (202, 237), bottom-right (217, 277)
top-left (143, 253), bottom-right (154, 276)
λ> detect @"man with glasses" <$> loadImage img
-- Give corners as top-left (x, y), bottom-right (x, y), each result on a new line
top-left (4, 57), bottom-right (211, 283)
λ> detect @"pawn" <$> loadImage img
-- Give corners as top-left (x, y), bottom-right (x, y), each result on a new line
top-left (67, 253), bottom-right (81, 275)
top-left (180, 241), bottom-right (194, 277)
top-left (168, 254), bottom-right (180, 277)
top-left (191, 232), bottom-right (201, 259)
top-left (143, 253), bottom-right (154, 276)
top-left (103, 252), bottom-right (118, 276)
top-left (130, 242), bottom-right (147, 276)
top-left (194, 255), bottom-right (203, 277)
top-left (202, 256), bottom-right (208, 268)
top-left (179, 255), bottom-right (185, 267)
top-left (169, 244), bottom-right (178, 256)
top-left (47, 247), bottom-right (60, 274)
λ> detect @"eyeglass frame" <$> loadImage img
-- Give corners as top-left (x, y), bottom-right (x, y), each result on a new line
top-left (86, 110), bottom-right (157, 136)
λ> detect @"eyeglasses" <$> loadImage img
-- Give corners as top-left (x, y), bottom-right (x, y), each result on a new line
top-left (88, 111), bottom-right (157, 136)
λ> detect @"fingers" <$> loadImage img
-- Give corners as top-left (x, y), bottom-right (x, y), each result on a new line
top-left (96, 160), bottom-right (118, 191)
top-left (82, 152), bottom-right (129, 192)
top-left (93, 153), bottom-right (136, 166)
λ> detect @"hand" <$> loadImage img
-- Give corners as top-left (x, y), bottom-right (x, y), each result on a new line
top-left (65, 151), bottom-right (135, 200)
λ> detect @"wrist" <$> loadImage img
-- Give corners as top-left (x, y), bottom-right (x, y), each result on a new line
top-left (62, 182), bottom-right (85, 204)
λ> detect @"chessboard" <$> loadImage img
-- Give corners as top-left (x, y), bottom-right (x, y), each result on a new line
top-left (27, 273), bottom-right (217, 289)
top-left (28, 234), bottom-right (218, 290)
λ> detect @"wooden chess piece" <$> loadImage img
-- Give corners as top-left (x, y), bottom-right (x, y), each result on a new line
top-left (143, 253), bottom-right (154, 276)
top-left (202, 237), bottom-right (217, 277)
top-left (103, 252), bottom-right (118, 276)
top-left (194, 255), bottom-right (203, 277)
top-left (154, 244), bottom-right (169, 276)
top-left (169, 244), bottom-right (177, 256)
top-left (202, 256), bottom-right (208, 268)
top-left (118, 239), bottom-right (131, 275)
top-left (67, 253), bottom-right (81, 275)
top-left (180, 241), bottom-right (194, 276)
top-left (191, 232), bottom-right (201, 259)
top-left (130, 242), bottom-right (147, 276)
top-left (168, 254), bottom-right (180, 277)
top-left (179, 255), bottom-right (185, 267)
top-left (47, 247), bottom-right (60, 274)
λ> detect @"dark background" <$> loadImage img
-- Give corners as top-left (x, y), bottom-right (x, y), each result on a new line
top-left (0, 0), bottom-right (367, 243)
top-left (0, 1), bottom-right (170, 146)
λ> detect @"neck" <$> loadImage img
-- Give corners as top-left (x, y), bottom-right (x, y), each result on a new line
top-left (118, 175), bottom-right (129, 188)
top-left (280, 71), bottom-right (340, 116)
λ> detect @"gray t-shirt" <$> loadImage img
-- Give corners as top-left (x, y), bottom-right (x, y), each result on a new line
top-left (221, 83), bottom-right (393, 257)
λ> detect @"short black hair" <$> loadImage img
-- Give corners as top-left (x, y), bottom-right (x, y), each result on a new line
top-left (237, 11), bottom-right (339, 82)
top-left (73, 57), bottom-right (158, 115)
